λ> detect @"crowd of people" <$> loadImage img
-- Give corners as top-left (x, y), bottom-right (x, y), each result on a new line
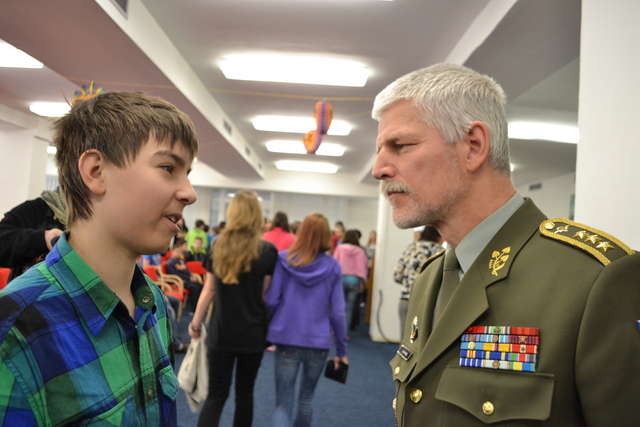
top-left (2, 61), bottom-right (639, 427)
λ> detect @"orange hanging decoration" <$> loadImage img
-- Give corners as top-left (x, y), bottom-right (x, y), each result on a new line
top-left (303, 130), bottom-right (323, 154)
top-left (314, 101), bottom-right (333, 135)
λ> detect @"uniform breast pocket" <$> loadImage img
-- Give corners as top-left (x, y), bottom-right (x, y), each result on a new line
top-left (435, 365), bottom-right (554, 425)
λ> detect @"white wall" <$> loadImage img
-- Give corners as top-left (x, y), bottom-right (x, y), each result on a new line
top-left (181, 186), bottom-right (379, 244)
top-left (369, 195), bottom-right (415, 342)
top-left (575, 0), bottom-right (640, 249)
top-left (516, 171), bottom-right (575, 219)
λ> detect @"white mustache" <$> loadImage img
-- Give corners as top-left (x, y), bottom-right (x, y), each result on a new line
top-left (379, 180), bottom-right (409, 197)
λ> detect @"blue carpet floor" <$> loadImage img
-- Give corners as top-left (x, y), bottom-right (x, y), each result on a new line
top-left (173, 314), bottom-right (398, 427)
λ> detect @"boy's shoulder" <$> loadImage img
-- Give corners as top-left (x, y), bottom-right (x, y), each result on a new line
top-left (0, 266), bottom-right (60, 343)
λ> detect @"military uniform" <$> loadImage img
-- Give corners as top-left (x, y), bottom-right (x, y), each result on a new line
top-left (391, 199), bottom-right (640, 426)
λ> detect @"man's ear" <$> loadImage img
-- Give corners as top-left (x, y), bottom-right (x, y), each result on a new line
top-left (464, 121), bottom-right (491, 173)
top-left (78, 149), bottom-right (107, 195)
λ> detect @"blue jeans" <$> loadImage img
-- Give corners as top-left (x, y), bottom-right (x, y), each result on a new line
top-left (272, 345), bottom-right (329, 427)
top-left (342, 275), bottom-right (360, 331)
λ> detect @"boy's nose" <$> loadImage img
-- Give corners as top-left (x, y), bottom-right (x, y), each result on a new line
top-left (178, 179), bottom-right (198, 205)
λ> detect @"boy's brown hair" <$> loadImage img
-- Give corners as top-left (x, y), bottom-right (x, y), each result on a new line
top-left (53, 91), bottom-right (199, 226)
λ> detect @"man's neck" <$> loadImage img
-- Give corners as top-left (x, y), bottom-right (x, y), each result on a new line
top-left (437, 176), bottom-right (516, 248)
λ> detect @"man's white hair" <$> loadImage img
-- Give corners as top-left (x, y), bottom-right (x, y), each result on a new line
top-left (372, 63), bottom-right (510, 174)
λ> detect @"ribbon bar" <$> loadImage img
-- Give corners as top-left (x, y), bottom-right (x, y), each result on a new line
top-left (466, 326), bottom-right (540, 336)
top-left (460, 342), bottom-right (538, 354)
top-left (461, 333), bottom-right (539, 345)
top-left (460, 349), bottom-right (537, 364)
top-left (460, 357), bottom-right (536, 373)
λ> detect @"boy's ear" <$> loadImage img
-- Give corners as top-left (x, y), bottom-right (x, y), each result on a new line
top-left (78, 149), bottom-right (107, 195)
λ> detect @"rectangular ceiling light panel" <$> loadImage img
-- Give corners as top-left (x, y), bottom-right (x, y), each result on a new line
top-left (266, 140), bottom-right (345, 156)
top-left (508, 122), bottom-right (579, 144)
top-left (0, 41), bottom-right (43, 68)
top-left (253, 116), bottom-right (351, 136)
top-left (275, 160), bottom-right (338, 174)
top-left (220, 55), bottom-right (369, 87)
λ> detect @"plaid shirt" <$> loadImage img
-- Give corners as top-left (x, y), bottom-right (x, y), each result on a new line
top-left (0, 233), bottom-right (178, 426)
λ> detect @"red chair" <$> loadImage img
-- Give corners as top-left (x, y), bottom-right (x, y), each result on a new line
top-left (0, 267), bottom-right (10, 290)
top-left (143, 265), bottom-right (186, 321)
top-left (186, 261), bottom-right (207, 277)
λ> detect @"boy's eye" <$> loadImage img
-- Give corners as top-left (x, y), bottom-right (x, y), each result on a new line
top-left (160, 165), bottom-right (175, 173)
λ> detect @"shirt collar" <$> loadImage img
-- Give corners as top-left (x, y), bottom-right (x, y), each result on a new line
top-left (45, 233), bottom-right (156, 336)
top-left (455, 192), bottom-right (525, 276)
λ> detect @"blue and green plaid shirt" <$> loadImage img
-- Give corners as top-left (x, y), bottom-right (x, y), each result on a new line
top-left (0, 233), bottom-right (178, 426)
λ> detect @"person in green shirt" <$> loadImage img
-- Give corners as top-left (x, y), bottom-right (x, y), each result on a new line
top-left (0, 91), bottom-right (198, 426)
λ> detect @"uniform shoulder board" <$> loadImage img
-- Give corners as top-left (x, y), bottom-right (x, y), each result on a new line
top-left (539, 218), bottom-right (634, 266)
top-left (420, 249), bottom-right (446, 273)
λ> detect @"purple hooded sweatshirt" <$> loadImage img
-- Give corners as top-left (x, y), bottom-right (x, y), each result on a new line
top-left (266, 251), bottom-right (347, 357)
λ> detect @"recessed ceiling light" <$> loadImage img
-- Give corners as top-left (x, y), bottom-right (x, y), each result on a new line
top-left (220, 54), bottom-right (369, 87)
top-left (275, 160), bottom-right (338, 174)
top-left (253, 115), bottom-right (351, 136)
top-left (29, 102), bottom-right (70, 117)
top-left (508, 122), bottom-right (579, 144)
top-left (266, 140), bottom-right (345, 157)
top-left (0, 42), bottom-right (43, 68)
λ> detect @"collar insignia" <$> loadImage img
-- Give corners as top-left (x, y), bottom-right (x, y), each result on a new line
top-left (489, 247), bottom-right (511, 276)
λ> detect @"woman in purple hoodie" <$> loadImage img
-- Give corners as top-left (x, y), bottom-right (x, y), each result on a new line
top-left (265, 213), bottom-right (348, 427)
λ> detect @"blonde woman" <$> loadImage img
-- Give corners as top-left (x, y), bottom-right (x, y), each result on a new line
top-left (266, 213), bottom-right (348, 427)
top-left (189, 190), bottom-right (277, 427)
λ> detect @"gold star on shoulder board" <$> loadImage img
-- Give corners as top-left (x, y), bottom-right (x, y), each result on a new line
top-left (596, 241), bottom-right (615, 252)
top-left (554, 225), bottom-right (569, 234)
top-left (585, 234), bottom-right (603, 244)
top-left (574, 230), bottom-right (589, 240)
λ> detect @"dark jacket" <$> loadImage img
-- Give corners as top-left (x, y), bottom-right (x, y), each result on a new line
top-left (0, 198), bottom-right (64, 282)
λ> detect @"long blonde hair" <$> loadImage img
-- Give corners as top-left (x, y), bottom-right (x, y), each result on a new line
top-left (286, 213), bottom-right (331, 267)
top-left (213, 190), bottom-right (263, 284)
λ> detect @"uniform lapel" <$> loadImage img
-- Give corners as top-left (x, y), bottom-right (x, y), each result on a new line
top-left (409, 199), bottom-right (546, 380)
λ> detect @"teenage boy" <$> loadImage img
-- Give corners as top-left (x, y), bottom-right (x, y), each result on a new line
top-left (0, 92), bottom-right (198, 426)
top-left (185, 236), bottom-right (206, 262)
top-left (166, 238), bottom-right (203, 313)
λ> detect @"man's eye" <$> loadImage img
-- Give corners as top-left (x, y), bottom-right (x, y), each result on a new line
top-left (161, 165), bottom-right (175, 173)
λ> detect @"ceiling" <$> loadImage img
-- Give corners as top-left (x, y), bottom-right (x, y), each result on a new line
top-left (0, 0), bottom-right (581, 194)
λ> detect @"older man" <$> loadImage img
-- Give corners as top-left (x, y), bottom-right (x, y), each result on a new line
top-left (373, 63), bottom-right (640, 426)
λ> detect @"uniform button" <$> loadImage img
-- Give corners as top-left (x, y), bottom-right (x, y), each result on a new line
top-left (394, 366), bottom-right (400, 375)
top-left (148, 389), bottom-right (154, 398)
top-left (392, 398), bottom-right (397, 411)
top-left (141, 296), bottom-right (150, 304)
top-left (409, 388), bottom-right (422, 403)
top-left (482, 401), bottom-right (494, 415)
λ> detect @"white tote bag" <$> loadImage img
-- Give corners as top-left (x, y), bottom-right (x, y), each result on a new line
top-left (177, 326), bottom-right (209, 412)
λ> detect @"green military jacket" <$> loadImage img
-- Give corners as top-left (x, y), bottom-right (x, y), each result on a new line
top-left (391, 199), bottom-right (640, 426)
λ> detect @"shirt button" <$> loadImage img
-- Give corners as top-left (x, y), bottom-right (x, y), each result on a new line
top-left (483, 401), bottom-right (494, 415)
top-left (409, 388), bottom-right (422, 403)
top-left (148, 389), bottom-right (154, 399)
top-left (394, 366), bottom-right (400, 375)
top-left (141, 296), bottom-right (150, 304)
top-left (392, 398), bottom-right (397, 411)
